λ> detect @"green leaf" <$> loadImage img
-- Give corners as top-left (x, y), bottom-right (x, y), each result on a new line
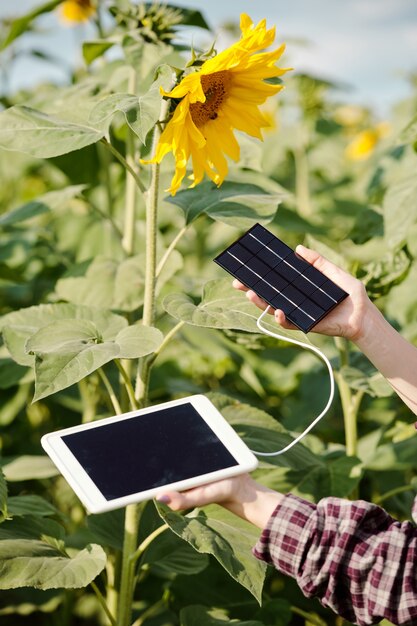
top-left (0, 540), bottom-right (106, 590)
top-left (156, 504), bottom-right (266, 603)
top-left (383, 174), bottom-right (417, 250)
top-left (0, 469), bottom-right (8, 523)
top-left (180, 605), bottom-right (263, 626)
top-left (7, 496), bottom-right (58, 518)
top-left (0, 303), bottom-right (126, 349)
top-left (89, 65), bottom-right (173, 143)
top-left (82, 39), bottom-right (117, 65)
top-left (115, 325), bottom-right (163, 359)
top-left (163, 278), bottom-right (306, 339)
top-left (2, 456), bottom-right (59, 482)
top-left (166, 181), bottom-right (284, 227)
top-left (1, 0), bottom-right (62, 50)
top-left (0, 588), bottom-right (62, 616)
top-left (87, 509), bottom-right (125, 551)
top-left (1, 303), bottom-right (147, 399)
top-left (0, 106), bottom-right (104, 158)
top-left (55, 251), bottom-right (182, 312)
top-left (0, 516), bottom-right (65, 541)
top-left (0, 185), bottom-right (86, 227)
top-left (340, 365), bottom-right (393, 398)
top-left (143, 529), bottom-right (209, 576)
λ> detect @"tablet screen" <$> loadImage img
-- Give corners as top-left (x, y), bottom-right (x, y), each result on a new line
top-left (61, 403), bottom-right (238, 501)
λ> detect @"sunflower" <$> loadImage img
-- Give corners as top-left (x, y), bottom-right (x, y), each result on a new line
top-left (59, 0), bottom-right (96, 24)
top-left (148, 14), bottom-right (290, 195)
top-left (345, 122), bottom-right (391, 161)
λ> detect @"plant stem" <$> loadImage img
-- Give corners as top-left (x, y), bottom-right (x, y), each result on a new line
top-left (291, 605), bottom-right (325, 626)
top-left (78, 378), bottom-right (97, 423)
top-left (122, 68), bottom-right (140, 255)
top-left (375, 484), bottom-right (416, 505)
top-left (91, 581), bottom-right (116, 626)
top-left (117, 97), bottom-right (168, 626)
top-left (135, 99), bottom-right (169, 404)
top-left (117, 502), bottom-right (144, 626)
top-left (115, 359), bottom-right (139, 410)
top-left (129, 523), bottom-right (168, 566)
top-left (334, 337), bottom-right (363, 458)
top-left (100, 138), bottom-right (146, 195)
top-left (98, 367), bottom-right (122, 415)
top-left (147, 320), bottom-right (185, 367)
top-left (156, 224), bottom-right (188, 277)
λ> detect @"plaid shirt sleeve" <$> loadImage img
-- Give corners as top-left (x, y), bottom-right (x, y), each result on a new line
top-left (253, 493), bottom-right (417, 625)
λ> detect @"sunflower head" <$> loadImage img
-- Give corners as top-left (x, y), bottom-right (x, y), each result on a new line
top-left (146, 14), bottom-right (291, 195)
top-left (111, 2), bottom-right (183, 44)
top-left (58, 0), bottom-right (96, 24)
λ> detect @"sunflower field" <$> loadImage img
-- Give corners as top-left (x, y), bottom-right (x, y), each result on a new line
top-left (1, 2), bottom-right (417, 625)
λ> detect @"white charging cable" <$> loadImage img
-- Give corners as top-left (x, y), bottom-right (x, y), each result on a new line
top-left (249, 305), bottom-right (335, 457)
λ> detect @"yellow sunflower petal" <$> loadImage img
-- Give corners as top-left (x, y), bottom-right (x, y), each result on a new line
top-left (148, 13), bottom-right (290, 195)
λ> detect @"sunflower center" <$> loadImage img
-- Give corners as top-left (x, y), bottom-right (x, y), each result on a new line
top-left (190, 71), bottom-right (232, 127)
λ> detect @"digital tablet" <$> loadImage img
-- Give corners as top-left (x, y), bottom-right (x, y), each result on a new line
top-left (41, 395), bottom-right (258, 513)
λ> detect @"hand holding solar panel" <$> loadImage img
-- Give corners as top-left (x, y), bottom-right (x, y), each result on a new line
top-left (214, 224), bottom-right (348, 333)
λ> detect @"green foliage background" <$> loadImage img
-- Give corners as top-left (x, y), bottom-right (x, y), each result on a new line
top-left (0, 2), bottom-right (417, 625)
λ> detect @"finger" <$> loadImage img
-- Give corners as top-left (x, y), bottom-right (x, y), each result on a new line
top-left (246, 290), bottom-right (274, 313)
top-left (232, 279), bottom-right (248, 292)
top-left (274, 309), bottom-right (298, 330)
top-left (156, 485), bottom-right (219, 511)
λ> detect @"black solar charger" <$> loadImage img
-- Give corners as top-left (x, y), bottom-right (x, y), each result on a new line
top-left (214, 223), bottom-right (348, 333)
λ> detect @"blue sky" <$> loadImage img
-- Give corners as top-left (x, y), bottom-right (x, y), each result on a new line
top-left (1, 0), bottom-right (417, 115)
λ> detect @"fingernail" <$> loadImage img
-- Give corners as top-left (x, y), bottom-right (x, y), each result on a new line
top-left (156, 495), bottom-right (171, 504)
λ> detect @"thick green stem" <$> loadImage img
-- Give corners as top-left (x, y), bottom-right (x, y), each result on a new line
top-left (122, 68), bottom-right (139, 256)
top-left (334, 338), bottom-right (363, 458)
top-left (117, 503), bottom-right (144, 626)
top-left (375, 484), bottom-right (416, 505)
top-left (78, 378), bottom-right (97, 423)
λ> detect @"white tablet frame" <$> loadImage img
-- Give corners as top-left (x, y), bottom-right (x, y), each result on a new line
top-left (41, 394), bottom-right (258, 513)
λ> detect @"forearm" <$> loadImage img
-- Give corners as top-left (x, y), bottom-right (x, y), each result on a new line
top-left (354, 301), bottom-right (417, 416)
top-left (254, 493), bottom-right (417, 625)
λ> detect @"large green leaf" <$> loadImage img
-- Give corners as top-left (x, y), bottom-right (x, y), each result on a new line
top-left (25, 319), bottom-right (162, 401)
top-left (156, 504), bottom-right (266, 603)
top-left (166, 181), bottom-right (284, 227)
top-left (1, 303), bottom-right (162, 400)
top-left (89, 64), bottom-right (173, 143)
top-left (163, 278), bottom-right (305, 338)
top-left (0, 106), bottom-right (104, 158)
top-left (0, 303), bottom-right (127, 366)
top-left (0, 540), bottom-right (106, 590)
top-left (180, 605), bottom-right (263, 626)
top-left (1, 0), bottom-right (62, 50)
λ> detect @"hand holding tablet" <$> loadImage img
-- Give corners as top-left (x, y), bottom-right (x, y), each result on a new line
top-left (41, 395), bottom-right (258, 513)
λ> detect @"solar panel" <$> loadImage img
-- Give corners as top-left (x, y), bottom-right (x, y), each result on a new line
top-left (214, 223), bottom-right (349, 333)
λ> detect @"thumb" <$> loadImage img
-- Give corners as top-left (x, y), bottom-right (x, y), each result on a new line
top-left (296, 244), bottom-right (333, 275)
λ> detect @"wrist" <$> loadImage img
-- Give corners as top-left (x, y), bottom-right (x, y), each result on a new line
top-left (222, 475), bottom-right (284, 529)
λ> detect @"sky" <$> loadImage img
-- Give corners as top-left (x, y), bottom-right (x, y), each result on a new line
top-left (1, 0), bottom-right (417, 116)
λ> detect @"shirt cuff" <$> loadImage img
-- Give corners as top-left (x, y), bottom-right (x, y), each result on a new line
top-left (253, 493), bottom-right (317, 578)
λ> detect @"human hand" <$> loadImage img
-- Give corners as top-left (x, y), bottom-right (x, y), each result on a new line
top-left (156, 474), bottom-right (283, 529)
top-left (234, 244), bottom-right (371, 343)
